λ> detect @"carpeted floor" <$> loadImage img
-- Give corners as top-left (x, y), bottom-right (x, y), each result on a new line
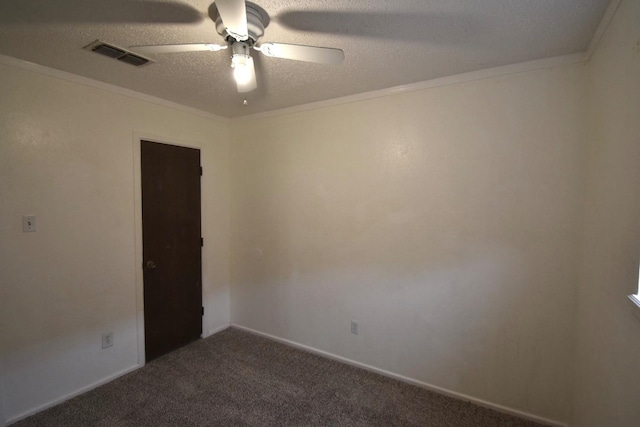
top-left (14, 328), bottom-right (547, 426)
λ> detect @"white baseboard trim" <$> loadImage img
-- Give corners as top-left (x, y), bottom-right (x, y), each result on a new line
top-left (204, 324), bottom-right (230, 338)
top-left (5, 363), bottom-right (141, 426)
top-left (4, 327), bottom-right (230, 425)
top-left (230, 323), bottom-right (567, 427)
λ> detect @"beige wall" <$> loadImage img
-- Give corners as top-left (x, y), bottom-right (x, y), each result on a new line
top-left (0, 63), bottom-right (230, 422)
top-left (573, 0), bottom-right (640, 425)
top-left (230, 64), bottom-right (587, 423)
top-left (2, 1), bottom-right (640, 424)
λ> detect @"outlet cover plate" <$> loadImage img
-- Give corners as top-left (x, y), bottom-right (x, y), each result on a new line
top-left (22, 215), bottom-right (36, 232)
top-left (102, 332), bottom-right (113, 349)
top-left (350, 320), bottom-right (359, 335)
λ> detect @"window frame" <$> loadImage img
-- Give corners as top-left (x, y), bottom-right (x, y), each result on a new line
top-left (629, 269), bottom-right (640, 321)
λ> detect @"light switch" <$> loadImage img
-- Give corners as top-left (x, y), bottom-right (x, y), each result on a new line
top-left (22, 215), bottom-right (36, 232)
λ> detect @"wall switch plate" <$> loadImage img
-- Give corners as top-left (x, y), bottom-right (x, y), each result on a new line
top-left (22, 215), bottom-right (36, 232)
top-left (351, 320), bottom-right (359, 335)
top-left (102, 332), bottom-right (113, 349)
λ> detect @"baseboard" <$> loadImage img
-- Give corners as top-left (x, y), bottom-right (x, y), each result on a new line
top-left (204, 324), bottom-right (230, 338)
top-left (4, 327), bottom-right (230, 425)
top-left (230, 323), bottom-right (567, 427)
top-left (5, 363), bottom-right (141, 426)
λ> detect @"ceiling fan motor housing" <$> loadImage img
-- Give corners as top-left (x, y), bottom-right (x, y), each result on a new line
top-left (231, 41), bottom-right (251, 57)
top-left (215, 3), bottom-right (267, 44)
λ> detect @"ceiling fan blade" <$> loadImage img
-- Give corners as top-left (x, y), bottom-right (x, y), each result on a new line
top-left (257, 43), bottom-right (344, 64)
top-left (215, 0), bottom-right (249, 41)
top-left (236, 56), bottom-right (257, 93)
top-left (130, 44), bottom-right (227, 54)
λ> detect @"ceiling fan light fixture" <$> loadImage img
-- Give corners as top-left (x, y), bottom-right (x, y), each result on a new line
top-left (129, 0), bottom-right (342, 94)
top-left (232, 54), bottom-right (252, 84)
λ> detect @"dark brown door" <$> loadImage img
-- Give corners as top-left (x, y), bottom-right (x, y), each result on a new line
top-left (141, 140), bottom-right (202, 362)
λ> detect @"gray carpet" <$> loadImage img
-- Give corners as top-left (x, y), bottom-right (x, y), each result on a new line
top-left (14, 328), bottom-right (547, 426)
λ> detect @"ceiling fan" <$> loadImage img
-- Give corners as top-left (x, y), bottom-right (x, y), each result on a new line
top-left (130, 0), bottom-right (345, 93)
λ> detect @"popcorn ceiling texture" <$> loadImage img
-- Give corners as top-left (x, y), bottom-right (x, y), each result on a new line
top-left (0, 0), bottom-right (610, 117)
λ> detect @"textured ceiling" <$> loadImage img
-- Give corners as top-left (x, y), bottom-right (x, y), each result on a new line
top-left (0, 0), bottom-right (610, 118)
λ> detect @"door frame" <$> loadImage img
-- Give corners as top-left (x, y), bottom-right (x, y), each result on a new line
top-left (132, 132), bottom-right (207, 365)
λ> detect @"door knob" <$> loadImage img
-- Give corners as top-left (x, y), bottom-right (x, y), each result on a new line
top-left (146, 260), bottom-right (157, 269)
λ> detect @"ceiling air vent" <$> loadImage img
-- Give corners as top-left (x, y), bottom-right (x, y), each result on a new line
top-left (84, 40), bottom-right (152, 67)
top-left (118, 53), bottom-right (150, 67)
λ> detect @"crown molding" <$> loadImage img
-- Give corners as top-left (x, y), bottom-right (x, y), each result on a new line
top-left (0, 48), bottom-right (589, 125)
top-left (584, 0), bottom-right (622, 62)
top-left (233, 52), bottom-right (586, 121)
top-left (0, 54), bottom-right (227, 123)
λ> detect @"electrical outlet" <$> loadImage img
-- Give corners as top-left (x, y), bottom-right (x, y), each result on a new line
top-left (102, 332), bottom-right (113, 349)
top-left (22, 215), bottom-right (37, 232)
top-left (350, 320), bottom-right (359, 335)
